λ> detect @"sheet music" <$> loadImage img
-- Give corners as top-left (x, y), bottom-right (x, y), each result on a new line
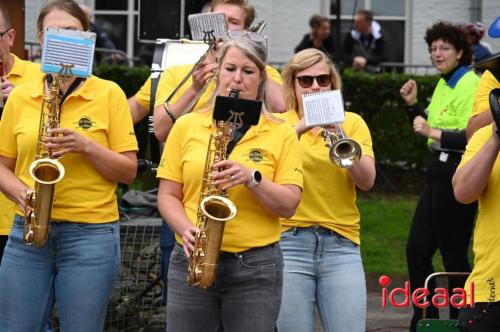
top-left (188, 13), bottom-right (227, 41)
top-left (160, 40), bottom-right (209, 69)
top-left (302, 90), bottom-right (345, 128)
top-left (41, 28), bottom-right (96, 77)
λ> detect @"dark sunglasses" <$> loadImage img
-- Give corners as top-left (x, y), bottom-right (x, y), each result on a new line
top-left (296, 74), bottom-right (331, 88)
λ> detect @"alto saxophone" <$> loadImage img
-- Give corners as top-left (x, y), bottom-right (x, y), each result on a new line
top-left (187, 90), bottom-right (239, 289)
top-left (23, 67), bottom-right (70, 246)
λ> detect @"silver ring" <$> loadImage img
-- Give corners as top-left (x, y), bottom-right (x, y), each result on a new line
top-left (229, 175), bottom-right (234, 180)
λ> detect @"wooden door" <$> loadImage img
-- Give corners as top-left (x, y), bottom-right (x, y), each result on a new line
top-left (4, 0), bottom-right (25, 59)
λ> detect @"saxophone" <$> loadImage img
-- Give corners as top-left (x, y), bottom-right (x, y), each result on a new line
top-left (186, 90), bottom-right (239, 289)
top-left (23, 67), bottom-right (70, 246)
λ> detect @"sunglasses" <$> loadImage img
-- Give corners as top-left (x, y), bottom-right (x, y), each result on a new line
top-left (296, 74), bottom-right (331, 88)
top-left (227, 30), bottom-right (267, 47)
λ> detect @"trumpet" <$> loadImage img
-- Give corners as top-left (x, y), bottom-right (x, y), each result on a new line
top-left (321, 123), bottom-right (362, 168)
top-left (165, 21), bottom-right (268, 117)
top-left (163, 33), bottom-right (218, 117)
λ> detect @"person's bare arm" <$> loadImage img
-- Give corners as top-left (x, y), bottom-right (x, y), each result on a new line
top-left (453, 131), bottom-right (500, 204)
top-left (466, 112), bottom-right (493, 140)
top-left (128, 96), bottom-right (149, 124)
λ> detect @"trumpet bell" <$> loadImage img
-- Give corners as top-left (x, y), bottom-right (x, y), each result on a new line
top-left (329, 138), bottom-right (362, 168)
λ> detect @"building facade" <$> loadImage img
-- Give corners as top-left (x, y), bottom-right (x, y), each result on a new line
top-left (25, 0), bottom-right (499, 70)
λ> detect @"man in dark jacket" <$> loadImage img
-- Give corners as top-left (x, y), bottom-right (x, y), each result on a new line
top-left (342, 9), bottom-right (385, 71)
top-left (295, 14), bottom-right (336, 61)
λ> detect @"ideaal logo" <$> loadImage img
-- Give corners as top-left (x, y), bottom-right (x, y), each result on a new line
top-left (248, 149), bottom-right (264, 163)
top-left (74, 117), bottom-right (95, 130)
top-left (379, 275), bottom-right (474, 309)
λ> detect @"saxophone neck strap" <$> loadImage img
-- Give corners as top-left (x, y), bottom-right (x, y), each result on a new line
top-left (226, 123), bottom-right (250, 156)
top-left (46, 75), bottom-right (86, 107)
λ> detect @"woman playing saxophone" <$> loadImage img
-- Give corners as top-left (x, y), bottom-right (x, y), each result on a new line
top-left (0, 1), bottom-right (137, 331)
top-left (156, 34), bottom-right (303, 331)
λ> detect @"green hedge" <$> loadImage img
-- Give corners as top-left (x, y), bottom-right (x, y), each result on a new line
top-left (342, 69), bottom-right (440, 172)
top-left (94, 64), bottom-right (441, 187)
top-left (94, 64), bottom-right (150, 98)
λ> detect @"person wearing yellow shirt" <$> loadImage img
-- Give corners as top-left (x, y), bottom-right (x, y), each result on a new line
top-left (275, 48), bottom-right (375, 332)
top-left (157, 35), bottom-right (302, 331)
top-left (151, 0), bottom-right (285, 142)
top-left (453, 124), bottom-right (500, 331)
top-left (0, 2), bottom-right (138, 331)
top-left (127, 0), bottom-right (285, 128)
top-left (126, 0), bottom-right (285, 307)
top-left (0, 2), bottom-right (44, 264)
top-left (466, 68), bottom-right (500, 139)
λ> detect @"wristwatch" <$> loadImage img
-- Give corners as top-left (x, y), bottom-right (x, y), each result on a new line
top-left (246, 169), bottom-right (262, 189)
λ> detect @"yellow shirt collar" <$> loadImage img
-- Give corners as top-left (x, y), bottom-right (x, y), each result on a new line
top-left (199, 106), bottom-right (272, 135)
top-left (7, 53), bottom-right (29, 79)
top-left (28, 75), bottom-right (96, 101)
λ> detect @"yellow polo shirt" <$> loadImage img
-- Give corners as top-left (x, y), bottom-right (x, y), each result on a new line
top-left (458, 124), bottom-right (500, 303)
top-left (0, 75), bottom-right (138, 223)
top-left (5, 53), bottom-right (42, 84)
top-left (471, 70), bottom-right (500, 118)
top-left (134, 75), bottom-right (152, 110)
top-left (153, 64), bottom-right (282, 109)
top-left (157, 109), bottom-right (303, 252)
top-left (0, 54), bottom-right (44, 235)
top-left (278, 110), bottom-right (374, 245)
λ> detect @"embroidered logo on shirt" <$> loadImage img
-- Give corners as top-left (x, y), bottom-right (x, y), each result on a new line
top-left (74, 116), bottom-right (95, 130)
top-left (248, 149), bottom-right (264, 163)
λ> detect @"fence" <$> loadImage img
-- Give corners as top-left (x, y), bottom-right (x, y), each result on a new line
top-left (105, 217), bottom-right (166, 332)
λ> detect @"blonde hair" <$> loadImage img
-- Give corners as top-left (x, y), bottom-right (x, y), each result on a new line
top-left (209, 37), bottom-right (277, 120)
top-left (281, 49), bottom-right (342, 111)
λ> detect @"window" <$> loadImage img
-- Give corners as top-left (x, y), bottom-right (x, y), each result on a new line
top-left (326, 0), bottom-right (408, 63)
top-left (93, 0), bottom-right (136, 65)
top-left (93, 0), bottom-right (211, 66)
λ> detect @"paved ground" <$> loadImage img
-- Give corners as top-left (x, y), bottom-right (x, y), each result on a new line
top-left (365, 290), bottom-right (412, 332)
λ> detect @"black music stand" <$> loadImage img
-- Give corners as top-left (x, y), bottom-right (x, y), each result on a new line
top-left (213, 95), bottom-right (262, 156)
top-left (213, 96), bottom-right (262, 125)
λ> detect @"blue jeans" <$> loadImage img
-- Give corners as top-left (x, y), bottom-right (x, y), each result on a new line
top-left (166, 243), bottom-right (283, 332)
top-left (160, 221), bottom-right (175, 303)
top-left (0, 215), bottom-right (120, 332)
top-left (277, 226), bottom-right (366, 332)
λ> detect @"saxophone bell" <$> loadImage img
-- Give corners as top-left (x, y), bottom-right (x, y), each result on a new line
top-left (23, 67), bottom-right (70, 247)
top-left (187, 93), bottom-right (240, 289)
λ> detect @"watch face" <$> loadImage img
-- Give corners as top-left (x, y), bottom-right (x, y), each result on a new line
top-left (254, 170), bottom-right (262, 182)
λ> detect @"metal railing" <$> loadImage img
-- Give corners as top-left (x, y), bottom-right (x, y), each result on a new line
top-left (269, 61), bottom-right (436, 75)
top-left (379, 62), bottom-right (437, 75)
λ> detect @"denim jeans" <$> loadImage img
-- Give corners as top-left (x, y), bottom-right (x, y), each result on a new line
top-left (0, 215), bottom-right (120, 332)
top-left (166, 242), bottom-right (283, 332)
top-left (0, 235), bottom-right (7, 265)
top-left (160, 221), bottom-right (175, 304)
top-left (277, 226), bottom-right (366, 332)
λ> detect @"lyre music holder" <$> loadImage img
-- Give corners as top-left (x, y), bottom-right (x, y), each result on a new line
top-left (213, 96), bottom-right (262, 128)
